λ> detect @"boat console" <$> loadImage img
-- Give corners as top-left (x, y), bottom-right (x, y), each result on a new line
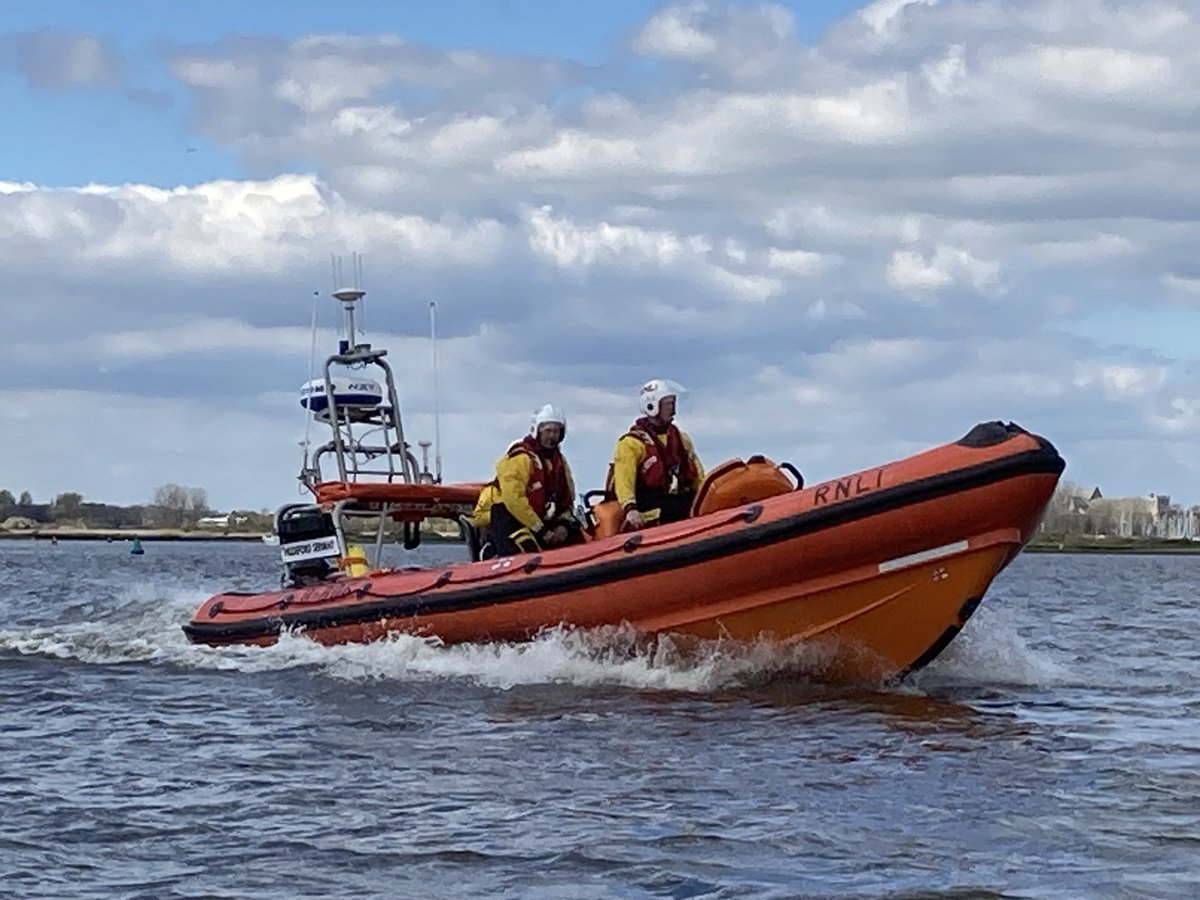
top-left (275, 503), bottom-right (341, 587)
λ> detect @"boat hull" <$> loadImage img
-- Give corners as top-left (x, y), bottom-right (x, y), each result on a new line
top-left (183, 422), bottom-right (1065, 684)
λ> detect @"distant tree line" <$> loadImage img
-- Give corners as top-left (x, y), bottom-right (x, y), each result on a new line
top-left (149, 484), bottom-right (209, 528)
top-left (1039, 480), bottom-right (1087, 536)
top-left (0, 484), bottom-right (268, 532)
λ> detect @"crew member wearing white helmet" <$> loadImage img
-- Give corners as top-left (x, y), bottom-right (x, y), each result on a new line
top-left (606, 379), bottom-right (704, 530)
top-left (472, 403), bottom-right (582, 556)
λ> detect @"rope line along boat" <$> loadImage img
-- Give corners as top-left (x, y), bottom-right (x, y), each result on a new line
top-left (183, 265), bottom-right (1066, 684)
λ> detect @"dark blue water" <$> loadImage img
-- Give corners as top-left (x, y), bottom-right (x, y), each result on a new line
top-left (2, 540), bottom-right (1198, 898)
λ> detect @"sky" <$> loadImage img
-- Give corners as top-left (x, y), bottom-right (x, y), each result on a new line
top-left (2, 0), bottom-right (1199, 513)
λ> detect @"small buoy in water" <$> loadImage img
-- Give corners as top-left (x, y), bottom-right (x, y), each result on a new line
top-left (130, 536), bottom-right (145, 556)
top-left (51, 536), bottom-right (59, 546)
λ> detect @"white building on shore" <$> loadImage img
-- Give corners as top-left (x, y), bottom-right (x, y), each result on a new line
top-left (1072, 490), bottom-right (1199, 539)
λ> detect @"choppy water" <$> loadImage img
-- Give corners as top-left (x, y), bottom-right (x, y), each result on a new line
top-left (1, 540), bottom-right (1198, 899)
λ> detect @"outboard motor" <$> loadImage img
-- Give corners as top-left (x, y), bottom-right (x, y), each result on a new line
top-left (275, 503), bottom-right (342, 588)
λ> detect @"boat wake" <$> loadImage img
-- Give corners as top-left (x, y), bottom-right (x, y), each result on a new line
top-left (0, 575), bottom-right (1067, 696)
top-left (914, 599), bottom-right (1071, 690)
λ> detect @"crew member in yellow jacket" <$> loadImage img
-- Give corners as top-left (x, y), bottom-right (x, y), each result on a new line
top-left (473, 403), bottom-right (584, 557)
top-left (606, 379), bottom-right (704, 531)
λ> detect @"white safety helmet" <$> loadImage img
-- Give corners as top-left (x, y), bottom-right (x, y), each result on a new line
top-left (531, 403), bottom-right (567, 439)
top-left (638, 379), bottom-right (686, 418)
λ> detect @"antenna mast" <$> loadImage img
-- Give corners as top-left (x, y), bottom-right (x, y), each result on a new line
top-left (299, 287), bottom-right (321, 492)
top-left (331, 252), bottom-right (366, 353)
top-left (429, 300), bottom-right (443, 483)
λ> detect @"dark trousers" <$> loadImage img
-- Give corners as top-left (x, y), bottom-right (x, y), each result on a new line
top-left (488, 504), bottom-right (584, 557)
top-left (638, 492), bottom-right (695, 524)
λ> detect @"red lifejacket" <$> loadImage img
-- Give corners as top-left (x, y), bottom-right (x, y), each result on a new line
top-left (506, 436), bottom-right (571, 519)
top-left (624, 418), bottom-right (696, 494)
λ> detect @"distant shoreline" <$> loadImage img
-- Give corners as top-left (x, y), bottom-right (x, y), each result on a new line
top-left (1024, 537), bottom-right (1200, 555)
top-left (0, 528), bottom-right (463, 544)
top-left (0, 531), bottom-right (264, 542)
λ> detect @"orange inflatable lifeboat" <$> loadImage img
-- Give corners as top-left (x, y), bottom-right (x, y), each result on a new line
top-left (183, 421), bottom-right (1065, 685)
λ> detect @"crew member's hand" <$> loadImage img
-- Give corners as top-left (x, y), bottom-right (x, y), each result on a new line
top-left (543, 525), bottom-right (569, 546)
top-left (622, 509), bottom-right (645, 531)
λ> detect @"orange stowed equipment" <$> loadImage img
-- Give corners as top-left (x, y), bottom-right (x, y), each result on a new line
top-left (586, 499), bottom-right (660, 539)
top-left (586, 455), bottom-right (801, 538)
top-left (586, 498), bottom-right (624, 540)
top-left (689, 455), bottom-right (803, 517)
top-left (313, 480), bottom-right (487, 523)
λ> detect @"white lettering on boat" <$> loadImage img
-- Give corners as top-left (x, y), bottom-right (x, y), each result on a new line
top-left (280, 536), bottom-right (340, 563)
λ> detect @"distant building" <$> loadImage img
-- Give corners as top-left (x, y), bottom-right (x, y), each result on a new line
top-left (196, 513), bottom-right (249, 529)
top-left (1079, 492), bottom-right (1196, 539)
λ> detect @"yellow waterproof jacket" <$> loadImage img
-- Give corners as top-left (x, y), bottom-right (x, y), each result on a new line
top-left (472, 446), bottom-right (577, 531)
top-left (609, 428), bottom-right (703, 511)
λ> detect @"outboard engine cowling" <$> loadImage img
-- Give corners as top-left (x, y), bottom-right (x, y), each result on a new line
top-left (275, 503), bottom-right (342, 588)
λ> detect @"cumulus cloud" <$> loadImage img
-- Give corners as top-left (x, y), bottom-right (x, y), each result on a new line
top-left (2, 0), bottom-right (1199, 509)
top-left (0, 29), bottom-right (124, 90)
top-left (1162, 273), bottom-right (1200, 297)
top-left (633, 0), bottom-right (797, 79)
top-left (885, 244), bottom-right (1002, 294)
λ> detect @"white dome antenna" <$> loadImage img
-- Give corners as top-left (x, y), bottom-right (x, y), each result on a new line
top-left (331, 252), bottom-right (367, 353)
